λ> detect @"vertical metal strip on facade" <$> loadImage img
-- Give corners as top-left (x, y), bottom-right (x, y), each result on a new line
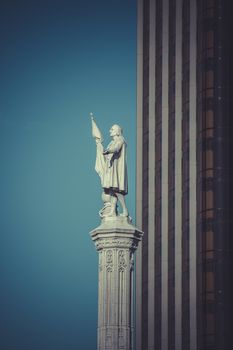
top-left (181, 1), bottom-right (190, 348)
top-left (161, 0), bottom-right (169, 349)
top-left (154, 0), bottom-right (162, 348)
top-left (136, 0), bottom-right (143, 349)
top-left (189, 1), bottom-right (197, 349)
top-left (148, 0), bottom-right (156, 348)
top-left (168, 0), bottom-right (176, 348)
top-left (175, 0), bottom-right (182, 349)
top-left (141, 0), bottom-right (150, 346)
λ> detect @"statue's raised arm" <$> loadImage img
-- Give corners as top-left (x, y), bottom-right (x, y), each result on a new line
top-left (91, 114), bottom-right (129, 219)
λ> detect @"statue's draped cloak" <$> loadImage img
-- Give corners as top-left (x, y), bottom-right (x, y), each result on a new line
top-left (95, 136), bottom-right (128, 195)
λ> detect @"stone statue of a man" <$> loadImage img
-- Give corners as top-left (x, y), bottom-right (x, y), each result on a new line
top-left (91, 115), bottom-right (129, 218)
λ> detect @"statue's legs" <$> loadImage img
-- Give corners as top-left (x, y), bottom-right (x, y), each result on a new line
top-left (101, 189), bottom-right (118, 217)
top-left (101, 189), bottom-right (128, 217)
top-left (115, 193), bottom-right (128, 217)
top-left (109, 194), bottom-right (117, 216)
top-left (99, 192), bottom-right (112, 218)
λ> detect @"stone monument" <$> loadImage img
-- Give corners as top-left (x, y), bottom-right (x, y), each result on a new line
top-left (90, 114), bottom-right (143, 350)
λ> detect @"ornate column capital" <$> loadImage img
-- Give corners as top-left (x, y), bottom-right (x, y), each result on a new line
top-left (90, 216), bottom-right (143, 252)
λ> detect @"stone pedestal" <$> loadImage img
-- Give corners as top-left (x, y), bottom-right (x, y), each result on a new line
top-left (90, 216), bottom-right (143, 350)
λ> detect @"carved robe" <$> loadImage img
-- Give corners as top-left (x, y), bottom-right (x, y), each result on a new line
top-left (95, 136), bottom-right (128, 195)
top-left (103, 136), bottom-right (128, 194)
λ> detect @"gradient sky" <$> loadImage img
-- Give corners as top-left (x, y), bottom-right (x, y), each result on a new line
top-left (0, 1), bottom-right (136, 349)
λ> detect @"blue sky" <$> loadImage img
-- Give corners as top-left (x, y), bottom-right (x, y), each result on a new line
top-left (0, 1), bottom-right (136, 349)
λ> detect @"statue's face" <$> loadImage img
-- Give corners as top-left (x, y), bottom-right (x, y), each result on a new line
top-left (110, 125), bottom-right (118, 137)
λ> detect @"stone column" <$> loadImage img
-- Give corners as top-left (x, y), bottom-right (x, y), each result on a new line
top-left (90, 216), bottom-right (143, 350)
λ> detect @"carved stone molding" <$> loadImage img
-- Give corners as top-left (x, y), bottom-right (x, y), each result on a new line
top-left (94, 237), bottom-right (139, 251)
top-left (106, 249), bottom-right (113, 272)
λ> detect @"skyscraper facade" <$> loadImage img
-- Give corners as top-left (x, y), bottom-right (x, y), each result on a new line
top-left (136, 1), bottom-right (233, 350)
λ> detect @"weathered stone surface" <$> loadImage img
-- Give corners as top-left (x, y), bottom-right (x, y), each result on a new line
top-left (90, 216), bottom-right (143, 350)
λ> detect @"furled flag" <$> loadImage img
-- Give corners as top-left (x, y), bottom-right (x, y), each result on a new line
top-left (90, 112), bottom-right (103, 142)
top-left (90, 113), bottom-right (105, 183)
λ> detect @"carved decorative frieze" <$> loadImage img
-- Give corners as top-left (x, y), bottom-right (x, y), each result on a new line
top-left (94, 237), bottom-right (139, 251)
top-left (106, 249), bottom-right (113, 272)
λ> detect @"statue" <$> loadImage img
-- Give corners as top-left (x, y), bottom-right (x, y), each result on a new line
top-left (91, 113), bottom-right (129, 218)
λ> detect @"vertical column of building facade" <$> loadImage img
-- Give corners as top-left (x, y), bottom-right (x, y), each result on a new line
top-left (136, 0), bottom-right (149, 349)
top-left (181, 1), bottom-right (190, 349)
top-left (196, 1), bottom-right (204, 348)
top-left (141, 0), bottom-right (149, 349)
top-left (219, 2), bottom-right (233, 347)
top-left (161, 1), bottom-right (169, 349)
top-left (136, 1), bottom-right (186, 350)
top-left (154, 1), bottom-right (163, 349)
top-left (174, 1), bottom-right (183, 349)
top-left (136, 0), bottom-right (143, 348)
top-left (163, 1), bottom-right (184, 350)
top-left (136, 1), bottom-right (163, 349)
top-left (214, 1), bottom-right (233, 348)
top-left (197, 1), bottom-right (233, 349)
top-left (196, 1), bottom-right (217, 349)
top-left (148, 0), bottom-right (156, 349)
top-left (189, 1), bottom-right (197, 350)
top-left (168, 1), bottom-right (176, 349)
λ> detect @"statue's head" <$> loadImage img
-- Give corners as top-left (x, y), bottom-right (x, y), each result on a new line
top-left (110, 124), bottom-right (122, 137)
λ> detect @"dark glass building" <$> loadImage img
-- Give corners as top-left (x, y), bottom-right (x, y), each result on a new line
top-left (136, 1), bottom-right (233, 350)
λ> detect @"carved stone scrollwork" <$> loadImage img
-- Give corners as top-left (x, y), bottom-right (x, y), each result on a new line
top-left (106, 249), bottom-right (113, 272)
top-left (118, 250), bottom-right (127, 271)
